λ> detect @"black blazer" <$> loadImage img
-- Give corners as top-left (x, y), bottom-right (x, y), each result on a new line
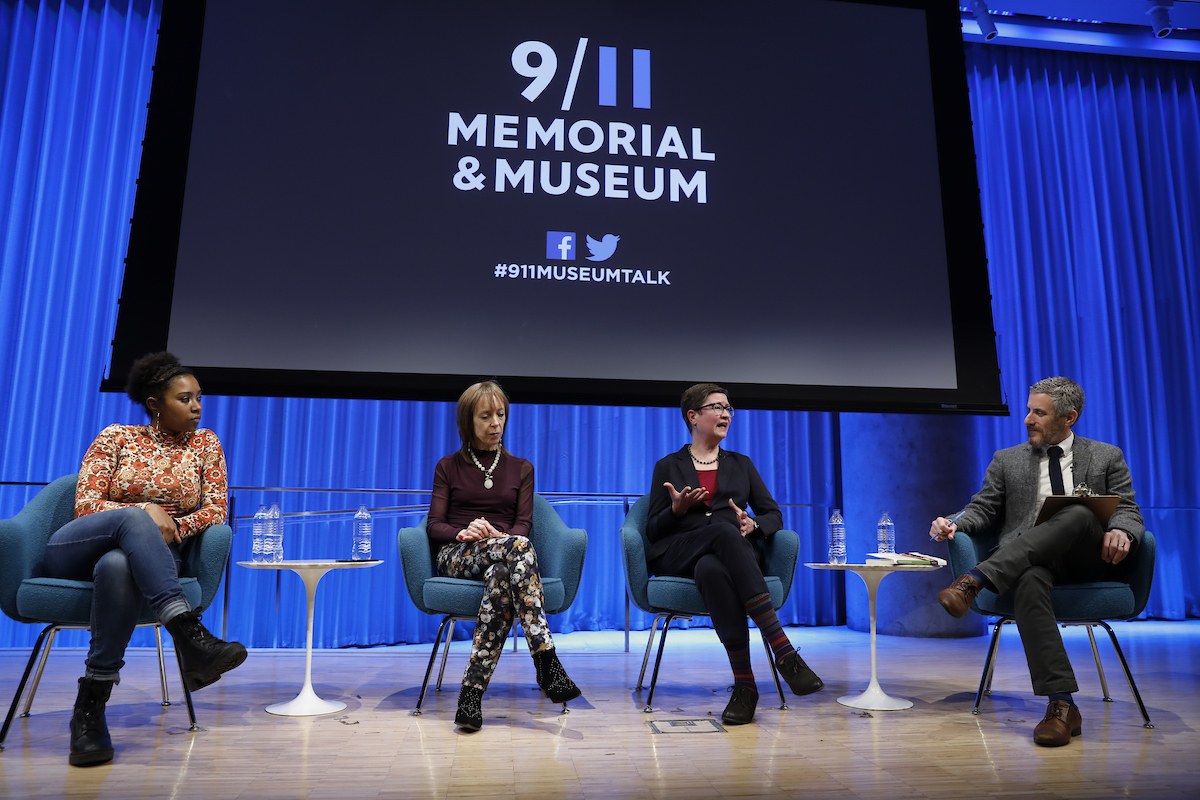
top-left (646, 446), bottom-right (783, 562)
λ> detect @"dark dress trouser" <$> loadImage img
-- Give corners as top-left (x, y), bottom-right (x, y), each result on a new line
top-left (976, 504), bottom-right (1114, 695)
top-left (650, 520), bottom-right (769, 649)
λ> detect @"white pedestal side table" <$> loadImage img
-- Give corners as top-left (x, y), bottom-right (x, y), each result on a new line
top-left (806, 562), bottom-right (942, 711)
top-left (238, 559), bottom-right (381, 716)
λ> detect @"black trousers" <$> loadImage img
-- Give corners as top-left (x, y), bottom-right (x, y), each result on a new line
top-left (649, 521), bottom-right (768, 649)
top-left (976, 504), bottom-right (1114, 696)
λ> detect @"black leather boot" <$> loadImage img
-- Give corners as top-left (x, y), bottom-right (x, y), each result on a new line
top-left (455, 685), bottom-right (484, 731)
top-left (69, 677), bottom-right (114, 767)
top-left (533, 648), bottom-right (582, 703)
top-left (164, 610), bottom-right (248, 691)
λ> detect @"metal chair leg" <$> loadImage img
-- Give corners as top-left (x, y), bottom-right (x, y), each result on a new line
top-left (171, 646), bottom-right (199, 731)
top-left (1, 625), bottom-right (53, 749)
top-left (155, 624), bottom-right (173, 707)
top-left (982, 649), bottom-right (997, 695)
top-left (645, 614), bottom-right (688, 713)
top-left (434, 618), bottom-right (460, 692)
top-left (760, 632), bottom-right (788, 710)
top-left (1080, 623), bottom-right (1113, 701)
top-left (1096, 620), bottom-right (1154, 729)
top-left (20, 625), bottom-right (62, 717)
top-left (3, 619), bottom-right (204, 744)
top-left (982, 618), bottom-right (1012, 696)
top-left (974, 618), bottom-right (1007, 714)
top-left (414, 615), bottom-right (454, 715)
top-left (637, 613), bottom-right (667, 690)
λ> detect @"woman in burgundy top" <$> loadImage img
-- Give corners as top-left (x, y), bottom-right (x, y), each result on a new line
top-left (427, 380), bottom-right (581, 731)
top-left (45, 352), bottom-right (247, 767)
top-left (646, 383), bottom-right (824, 726)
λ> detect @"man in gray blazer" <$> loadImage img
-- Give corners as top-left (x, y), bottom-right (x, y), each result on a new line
top-left (930, 376), bottom-right (1144, 747)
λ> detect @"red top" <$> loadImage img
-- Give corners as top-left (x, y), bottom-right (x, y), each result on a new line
top-left (426, 450), bottom-right (534, 546)
top-left (75, 424), bottom-right (228, 539)
top-left (696, 469), bottom-right (718, 505)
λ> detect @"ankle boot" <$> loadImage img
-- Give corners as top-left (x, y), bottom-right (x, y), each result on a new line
top-left (164, 610), bottom-right (248, 691)
top-left (455, 685), bottom-right (484, 731)
top-left (69, 677), bottom-right (114, 767)
top-left (533, 648), bottom-right (582, 703)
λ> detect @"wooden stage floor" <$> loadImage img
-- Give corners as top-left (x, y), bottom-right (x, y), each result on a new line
top-left (1, 621), bottom-right (1197, 799)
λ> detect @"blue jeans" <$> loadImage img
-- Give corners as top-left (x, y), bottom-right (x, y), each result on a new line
top-left (44, 507), bottom-right (189, 681)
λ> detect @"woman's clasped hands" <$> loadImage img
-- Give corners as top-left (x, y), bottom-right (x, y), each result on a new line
top-left (456, 517), bottom-right (504, 542)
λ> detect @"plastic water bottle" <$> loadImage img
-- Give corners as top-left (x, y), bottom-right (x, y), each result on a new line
top-left (827, 508), bottom-right (846, 565)
top-left (252, 505), bottom-right (269, 563)
top-left (877, 512), bottom-right (896, 554)
top-left (352, 505), bottom-right (372, 560)
top-left (266, 503), bottom-right (283, 563)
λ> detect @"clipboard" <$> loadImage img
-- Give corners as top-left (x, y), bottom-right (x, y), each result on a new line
top-left (1034, 495), bottom-right (1120, 527)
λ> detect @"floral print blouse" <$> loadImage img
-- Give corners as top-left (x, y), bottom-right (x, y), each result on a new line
top-left (75, 424), bottom-right (228, 538)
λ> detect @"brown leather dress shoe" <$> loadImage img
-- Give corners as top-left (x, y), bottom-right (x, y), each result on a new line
top-left (1033, 700), bottom-right (1082, 746)
top-left (937, 574), bottom-right (981, 618)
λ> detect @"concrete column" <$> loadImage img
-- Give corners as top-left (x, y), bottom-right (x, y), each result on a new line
top-left (839, 413), bottom-right (985, 638)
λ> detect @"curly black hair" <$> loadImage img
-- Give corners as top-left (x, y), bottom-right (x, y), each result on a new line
top-left (124, 352), bottom-right (194, 415)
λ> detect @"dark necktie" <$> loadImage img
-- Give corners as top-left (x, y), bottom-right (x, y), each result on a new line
top-left (1047, 445), bottom-right (1065, 495)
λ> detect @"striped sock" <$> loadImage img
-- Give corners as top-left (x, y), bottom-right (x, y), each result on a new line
top-left (745, 592), bottom-right (795, 662)
top-left (726, 642), bottom-right (754, 685)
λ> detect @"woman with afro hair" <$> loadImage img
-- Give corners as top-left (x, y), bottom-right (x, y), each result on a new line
top-left (44, 352), bottom-right (246, 767)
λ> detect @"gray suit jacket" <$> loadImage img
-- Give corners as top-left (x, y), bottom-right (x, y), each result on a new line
top-left (953, 435), bottom-right (1144, 550)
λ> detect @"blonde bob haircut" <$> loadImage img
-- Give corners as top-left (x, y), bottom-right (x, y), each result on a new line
top-left (456, 380), bottom-right (510, 459)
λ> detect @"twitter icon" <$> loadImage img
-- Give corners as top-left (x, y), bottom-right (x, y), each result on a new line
top-left (585, 234), bottom-right (621, 262)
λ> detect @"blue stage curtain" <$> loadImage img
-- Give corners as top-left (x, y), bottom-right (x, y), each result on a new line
top-left (0, 0), bottom-right (159, 450)
top-left (0, 0), bottom-right (163, 648)
top-left (2, 11), bottom-right (1197, 651)
top-left (963, 44), bottom-right (1200, 619)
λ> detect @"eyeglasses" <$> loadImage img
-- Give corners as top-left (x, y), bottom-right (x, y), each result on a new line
top-left (696, 403), bottom-right (735, 417)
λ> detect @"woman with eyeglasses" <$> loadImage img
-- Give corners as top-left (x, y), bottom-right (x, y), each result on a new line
top-left (646, 383), bottom-right (824, 726)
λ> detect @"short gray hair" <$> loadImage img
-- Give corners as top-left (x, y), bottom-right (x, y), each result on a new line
top-left (1030, 376), bottom-right (1084, 419)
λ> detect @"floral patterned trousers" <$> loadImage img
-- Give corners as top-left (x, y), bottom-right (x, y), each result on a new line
top-left (436, 535), bottom-right (553, 690)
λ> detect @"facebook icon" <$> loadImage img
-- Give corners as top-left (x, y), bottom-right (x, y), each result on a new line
top-left (546, 231), bottom-right (575, 261)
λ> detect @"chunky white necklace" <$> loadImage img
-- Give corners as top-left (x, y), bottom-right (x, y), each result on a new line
top-left (468, 444), bottom-right (502, 489)
top-left (688, 444), bottom-right (720, 465)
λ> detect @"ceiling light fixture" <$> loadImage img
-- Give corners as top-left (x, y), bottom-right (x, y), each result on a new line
top-left (969, 0), bottom-right (999, 41)
top-left (1146, 1), bottom-right (1174, 39)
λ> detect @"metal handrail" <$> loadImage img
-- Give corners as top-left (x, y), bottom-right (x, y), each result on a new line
top-left (222, 485), bottom-right (826, 647)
